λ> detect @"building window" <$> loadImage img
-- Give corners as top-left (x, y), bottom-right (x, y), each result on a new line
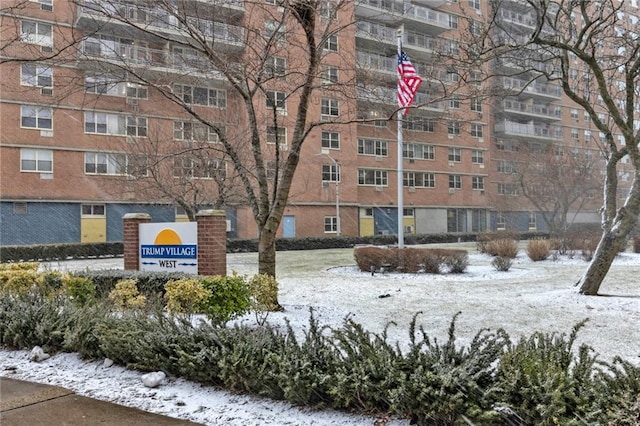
top-left (174, 85), bottom-right (226, 107)
top-left (320, 1), bottom-right (338, 20)
top-left (403, 172), bottom-right (435, 188)
top-left (449, 174), bottom-right (462, 189)
top-left (497, 183), bottom-right (518, 195)
top-left (125, 83), bottom-right (148, 99)
top-left (471, 123), bottom-right (484, 138)
top-left (321, 98), bottom-right (339, 120)
top-left (84, 152), bottom-right (127, 175)
top-left (470, 97), bottom-right (482, 112)
top-left (571, 128), bottom-right (579, 140)
top-left (21, 64), bottom-right (52, 88)
top-left (358, 169), bottom-right (388, 186)
top-left (321, 66), bottom-right (339, 84)
top-left (471, 209), bottom-right (486, 232)
top-left (82, 204), bottom-right (105, 216)
top-left (321, 131), bottom-right (340, 149)
top-left (358, 138), bottom-right (388, 156)
top-left (265, 56), bottom-right (286, 77)
top-left (266, 126), bottom-right (287, 146)
top-left (21, 20), bottom-right (52, 46)
top-left (174, 121), bottom-right (219, 142)
top-left (449, 14), bottom-right (458, 29)
top-left (472, 176), bottom-right (484, 190)
top-left (324, 34), bottom-right (338, 52)
top-left (173, 158), bottom-right (225, 179)
top-left (322, 163), bottom-right (340, 182)
top-left (468, 0), bottom-right (481, 10)
top-left (265, 21), bottom-right (286, 44)
top-left (496, 213), bottom-right (506, 230)
top-left (403, 208), bottom-right (414, 217)
top-left (497, 160), bottom-right (517, 174)
top-left (324, 216), bottom-right (338, 233)
top-left (404, 143), bottom-right (435, 160)
top-left (21, 105), bottom-right (52, 129)
top-left (126, 117), bottom-right (147, 137)
top-left (20, 148), bottom-right (52, 172)
top-left (471, 149), bottom-right (484, 164)
top-left (403, 117), bottom-right (435, 132)
top-left (30, 0), bottom-right (53, 11)
top-left (448, 96), bottom-right (460, 109)
top-left (266, 91), bottom-right (287, 112)
top-left (528, 212), bottom-right (537, 230)
top-left (448, 147), bottom-right (461, 162)
top-left (447, 120), bottom-right (460, 135)
top-left (13, 202), bottom-right (28, 214)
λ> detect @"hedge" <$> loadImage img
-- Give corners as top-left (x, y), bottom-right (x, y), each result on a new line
top-left (0, 232), bottom-right (550, 263)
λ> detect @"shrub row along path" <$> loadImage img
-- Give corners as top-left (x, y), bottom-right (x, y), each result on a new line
top-left (1, 243), bottom-right (638, 426)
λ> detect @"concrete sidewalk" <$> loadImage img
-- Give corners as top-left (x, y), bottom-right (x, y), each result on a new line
top-left (0, 377), bottom-right (201, 425)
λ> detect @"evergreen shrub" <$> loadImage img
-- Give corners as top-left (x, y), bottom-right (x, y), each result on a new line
top-left (108, 279), bottom-right (146, 311)
top-left (62, 276), bottom-right (96, 307)
top-left (0, 285), bottom-right (639, 425)
top-left (199, 274), bottom-right (252, 324)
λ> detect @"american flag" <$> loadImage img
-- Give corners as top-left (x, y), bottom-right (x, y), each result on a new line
top-left (397, 51), bottom-right (422, 115)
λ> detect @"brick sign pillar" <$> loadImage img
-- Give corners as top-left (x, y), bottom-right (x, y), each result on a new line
top-left (123, 213), bottom-right (151, 270)
top-left (196, 210), bottom-right (227, 276)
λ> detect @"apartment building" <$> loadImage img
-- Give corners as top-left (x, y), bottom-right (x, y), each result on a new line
top-left (0, 0), bottom-right (634, 245)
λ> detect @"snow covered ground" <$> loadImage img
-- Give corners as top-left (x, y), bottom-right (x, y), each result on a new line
top-left (2, 244), bottom-right (639, 425)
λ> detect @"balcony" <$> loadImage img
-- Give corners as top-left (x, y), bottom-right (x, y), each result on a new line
top-left (500, 99), bottom-right (562, 121)
top-left (501, 77), bottom-right (562, 99)
top-left (494, 120), bottom-right (563, 141)
top-left (78, 38), bottom-right (225, 80)
top-left (355, 0), bottom-right (450, 35)
top-left (356, 21), bottom-right (439, 56)
top-left (77, 0), bottom-right (244, 50)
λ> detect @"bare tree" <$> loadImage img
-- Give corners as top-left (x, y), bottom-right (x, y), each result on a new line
top-left (499, 141), bottom-right (604, 237)
top-left (70, 0), bottom-right (358, 277)
top-left (465, 0), bottom-right (640, 295)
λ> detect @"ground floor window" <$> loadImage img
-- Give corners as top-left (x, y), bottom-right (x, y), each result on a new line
top-left (447, 208), bottom-right (466, 232)
top-left (324, 216), bottom-right (337, 233)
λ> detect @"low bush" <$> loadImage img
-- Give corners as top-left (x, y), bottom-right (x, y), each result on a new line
top-left (492, 256), bottom-right (512, 272)
top-left (108, 279), bottom-right (146, 311)
top-left (248, 273), bottom-right (282, 323)
top-left (74, 270), bottom-right (189, 299)
top-left (476, 231), bottom-right (519, 253)
top-left (62, 276), bottom-right (96, 307)
top-left (164, 278), bottom-right (210, 317)
top-left (353, 246), bottom-right (468, 274)
top-left (199, 274), bottom-right (252, 324)
top-left (526, 239), bottom-right (551, 261)
top-left (485, 239), bottom-right (519, 258)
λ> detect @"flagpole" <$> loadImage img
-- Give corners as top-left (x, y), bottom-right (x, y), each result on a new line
top-left (397, 26), bottom-right (404, 249)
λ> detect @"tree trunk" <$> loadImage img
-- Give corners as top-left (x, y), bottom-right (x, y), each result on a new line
top-left (257, 227), bottom-right (284, 311)
top-left (258, 228), bottom-right (277, 277)
top-left (577, 232), bottom-right (625, 295)
top-left (577, 209), bottom-right (637, 294)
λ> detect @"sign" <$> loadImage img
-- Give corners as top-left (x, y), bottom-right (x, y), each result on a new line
top-left (139, 222), bottom-right (197, 273)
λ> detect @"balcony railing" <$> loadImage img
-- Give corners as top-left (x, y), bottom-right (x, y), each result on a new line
top-left (501, 99), bottom-right (562, 119)
top-left (80, 0), bottom-right (244, 45)
top-left (501, 77), bottom-right (562, 99)
top-left (356, 21), bottom-right (439, 52)
top-left (495, 120), bottom-right (563, 140)
top-left (355, 0), bottom-right (450, 32)
top-left (79, 38), bottom-right (223, 77)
